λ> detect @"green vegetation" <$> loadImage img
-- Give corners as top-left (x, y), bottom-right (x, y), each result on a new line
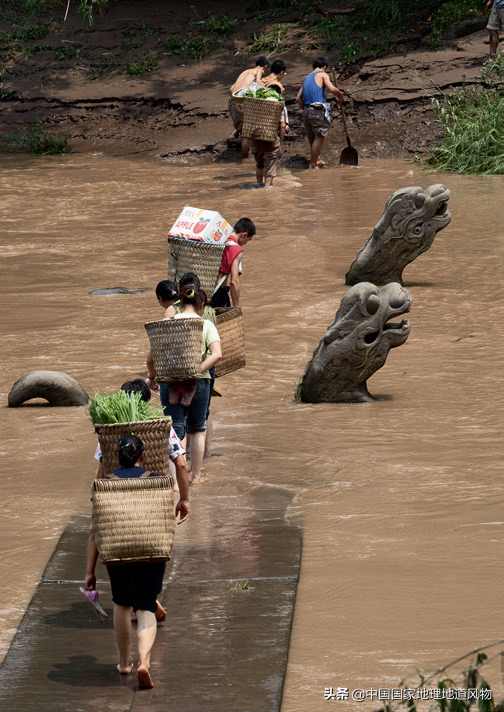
top-left (424, 56), bottom-right (504, 175)
top-left (88, 391), bottom-right (165, 425)
top-left (25, 0), bottom-right (107, 27)
top-left (125, 52), bottom-right (159, 77)
top-left (228, 579), bottom-right (254, 592)
top-left (250, 22), bottom-right (298, 54)
top-left (163, 11), bottom-right (238, 61)
top-left (376, 641), bottom-right (504, 712)
top-left (0, 121), bottom-right (70, 153)
top-left (244, 86), bottom-right (285, 103)
top-left (428, 0), bottom-right (486, 49)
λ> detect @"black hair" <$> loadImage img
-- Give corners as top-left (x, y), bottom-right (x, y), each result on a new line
top-left (121, 379), bottom-right (151, 403)
top-left (312, 57), bottom-right (328, 69)
top-left (179, 284), bottom-right (207, 311)
top-left (233, 217), bottom-right (256, 237)
top-left (178, 272), bottom-right (201, 289)
top-left (255, 56), bottom-right (269, 67)
top-left (270, 59), bottom-right (286, 74)
top-left (117, 434), bottom-right (144, 468)
top-left (269, 84), bottom-right (282, 95)
top-left (156, 280), bottom-right (178, 301)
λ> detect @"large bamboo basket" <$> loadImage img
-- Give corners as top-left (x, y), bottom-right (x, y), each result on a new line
top-left (94, 417), bottom-right (173, 478)
top-left (92, 476), bottom-right (175, 564)
top-left (167, 236), bottom-right (225, 297)
top-left (214, 307), bottom-right (246, 378)
top-left (241, 96), bottom-right (283, 142)
top-left (145, 317), bottom-right (203, 382)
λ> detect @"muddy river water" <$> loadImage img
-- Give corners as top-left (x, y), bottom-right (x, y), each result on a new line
top-left (1, 154), bottom-right (503, 708)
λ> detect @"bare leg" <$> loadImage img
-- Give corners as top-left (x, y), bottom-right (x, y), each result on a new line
top-left (113, 604), bottom-right (133, 673)
top-left (241, 137), bottom-right (251, 159)
top-left (489, 29), bottom-right (499, 56)
top-left (264, 176), bottom-right (274, 188)
top-left (204, 416), bottom-right (213, 459)
top-left (189, 430), bottom-right (206, 483)
top-left (136, 609), bottom-right (157, 688)
top-left (256, 167), bottom-right (264, 185)
top-left (310, 134), bottom-right (325, 168)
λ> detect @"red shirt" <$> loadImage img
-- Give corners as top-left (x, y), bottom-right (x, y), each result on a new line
top-left (219, 235), bottom-right (243, 275)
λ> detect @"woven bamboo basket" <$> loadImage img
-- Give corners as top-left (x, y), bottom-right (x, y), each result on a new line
top-left (145, 317), bottom-right (203, 382)
top-left (241, 96), bottom-right (284, 142)
top-left (94, 417), bottom-right (173, 478)
top-left (214, 307), bottom-right (246, 378)
top-left (167, 236), bottom-right (225, 297)
top-left (92, 476), bottom-right (175, 564)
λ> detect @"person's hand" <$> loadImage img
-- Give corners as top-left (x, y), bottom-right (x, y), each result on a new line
top-left (146, 377), bottom-right (159, 393)
top-left (176, 499), bottom-right (190, 524)
top-left (84, 573), bottom-right (96, 590)
top-left (485, 0), bottom-right (493, 9)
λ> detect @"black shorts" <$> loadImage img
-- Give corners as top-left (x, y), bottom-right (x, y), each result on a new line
top-left (211, 286), bottom-right (231, 308)
top-left (106, 562), bottom-right (166, 613)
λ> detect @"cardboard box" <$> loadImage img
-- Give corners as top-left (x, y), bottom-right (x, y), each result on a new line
top-left (168, 206), bottom-right (233, 245)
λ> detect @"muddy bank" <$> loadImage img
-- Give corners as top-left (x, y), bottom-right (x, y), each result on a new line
top-left (0, 0), bottom-right (491, 161)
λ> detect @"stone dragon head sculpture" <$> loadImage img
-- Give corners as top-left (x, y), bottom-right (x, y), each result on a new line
top-left (345, 184), bottom-right (451, 286)
top-left (300, 282), bottom-right (412, 403)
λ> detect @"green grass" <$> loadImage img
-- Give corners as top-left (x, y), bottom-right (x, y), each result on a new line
top-left (425, 56), bottom-right (504, 175)
top-left (427, 0), bottom-right (486, 49)
top-left (0, 120), bottom-right (70, 154)
top-left (125, 52), bottom-right (159, 77)
top-left (250, 22), bottom-right (297, 54)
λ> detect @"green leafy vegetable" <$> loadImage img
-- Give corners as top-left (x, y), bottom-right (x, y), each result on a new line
top-left (88, 391), bottom-right (164, 425)
top-left (244, 87), bottom-right (285, 104)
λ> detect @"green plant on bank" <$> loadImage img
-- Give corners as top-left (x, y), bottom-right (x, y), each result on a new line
top-left (88, 391), bottom-right (165, 425)
top-left (424, 58), bottom-right (504, 175)
top-left (163, 11), bottom-right (238, 61)
top-left (375, 641), bottom-right (504, 712)
top-left (293, 382), bottom-right (302, 403)
top-left (24, 0), bottom-right (108, 27)
top-left (427, 0), bottom-right (486, 49)
top-left (341, 40), bottom-right (362, 59)
top-left (0, 120), bottom-right (70, 153)
top-left (250, 22), bottom-right (297, 54)
top-left (121, 40), bottom-right (142, 52)
top-left (228, 579), bottom-right (254, 592)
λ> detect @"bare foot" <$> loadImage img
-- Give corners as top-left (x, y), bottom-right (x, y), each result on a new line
top-left (138, 666), bottom-right (154, 689)
top-left (155, 600), bottom-right (167, 622)
top-left (203, 451), bottom-right (212, 460)
top-left (316, 159), bottom-right (327, 166)
top-left (117, 662), bottom-right (133, 674)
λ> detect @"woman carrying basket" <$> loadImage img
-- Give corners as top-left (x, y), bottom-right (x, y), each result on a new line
top-left (84, 434), bottom-right (189, 689)
top-left (147, 285), bottom-right (222, 484)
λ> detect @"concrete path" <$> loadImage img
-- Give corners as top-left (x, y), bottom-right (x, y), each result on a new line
top-left (0, 484), bottom-right (301, 711)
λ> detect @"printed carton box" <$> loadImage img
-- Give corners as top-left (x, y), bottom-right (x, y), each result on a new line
top-left (169, 206), bottom-right (233, 245)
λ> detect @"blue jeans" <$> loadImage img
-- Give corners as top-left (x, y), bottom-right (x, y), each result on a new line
top-left (160, 379), bottom-right (210, 440)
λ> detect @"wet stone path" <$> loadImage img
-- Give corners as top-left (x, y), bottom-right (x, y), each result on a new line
top-left (0, 485), bottom-right (301, 712)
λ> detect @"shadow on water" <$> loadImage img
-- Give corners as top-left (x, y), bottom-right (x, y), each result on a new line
top-left (40, 601), bottom-right (114, 629)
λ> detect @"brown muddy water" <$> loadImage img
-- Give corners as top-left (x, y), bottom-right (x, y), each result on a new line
top-left (1, 154), bottom-right (503, 708)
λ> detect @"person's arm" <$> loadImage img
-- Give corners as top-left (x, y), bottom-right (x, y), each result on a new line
top-left (279, 121), bottom-right (286, 144)
top-left (322, 72), bottom-right (344, 104)
top-left (164, 305), bottom-right (175, 318)
top-left (96, 461), bottom-right (104, 479)
top-left (229, 255), bottom-right (241, 306)
top-left (201, 339), bottom-right (222, 374)
top-left (146, 350), bottom-right (158, 393)
top-left (485, 0), bottom-right (494, 9)
top-left (172, 454), bottom-right (190, 524)
top-left (296, 85), bottom-right (305, 109)
top-left (84, 528), bottom-right (98, 590)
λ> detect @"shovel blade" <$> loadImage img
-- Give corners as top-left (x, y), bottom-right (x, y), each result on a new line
top-left (340, 146), bottom-right (358, 166)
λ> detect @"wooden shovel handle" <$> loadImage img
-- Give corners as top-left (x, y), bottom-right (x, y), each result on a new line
top-left (332, 67), bottom-right (351, 146)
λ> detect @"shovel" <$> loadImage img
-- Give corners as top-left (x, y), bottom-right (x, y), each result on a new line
top-left (332, 67), bottom-right (358, 166)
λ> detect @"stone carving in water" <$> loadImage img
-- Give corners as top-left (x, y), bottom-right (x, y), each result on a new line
top-left (345, 184), bottom-right (451, 286)
top-left (300, 282), bottom-right (411, 403)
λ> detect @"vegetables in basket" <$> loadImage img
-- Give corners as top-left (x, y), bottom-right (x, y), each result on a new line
top-left (244, 87), bottom-right (285, 104)
top-left (88, 390), bottom-right (165, 425)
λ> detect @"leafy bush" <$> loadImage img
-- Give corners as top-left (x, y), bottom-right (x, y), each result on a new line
top-left (425, 58), bottom-right (504, 175)
top-left (341, 41), bottom-right (362, 59)
top-left (428, 0), bottom-right (486, 48)
top-left (250, 22), bottom-right (297, 53)
top-left (0, 121), bottom-right (71, 154)
top-left (125, 52), bottom-right (158, 76)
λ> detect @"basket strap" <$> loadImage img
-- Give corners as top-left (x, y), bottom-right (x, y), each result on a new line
top-left (104, 471), bottom-right (152, 480)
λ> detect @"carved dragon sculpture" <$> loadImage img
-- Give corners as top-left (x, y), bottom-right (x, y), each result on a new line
top-left (300, 282), bottom-right (411, 403)
top-left (345, 184), bottom-right (451, 286)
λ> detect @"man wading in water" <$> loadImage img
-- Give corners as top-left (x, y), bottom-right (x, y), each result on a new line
top-left (296, 58), bottom-right (345, 169)
top-left (229, 56), bottom-right (269, 158)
